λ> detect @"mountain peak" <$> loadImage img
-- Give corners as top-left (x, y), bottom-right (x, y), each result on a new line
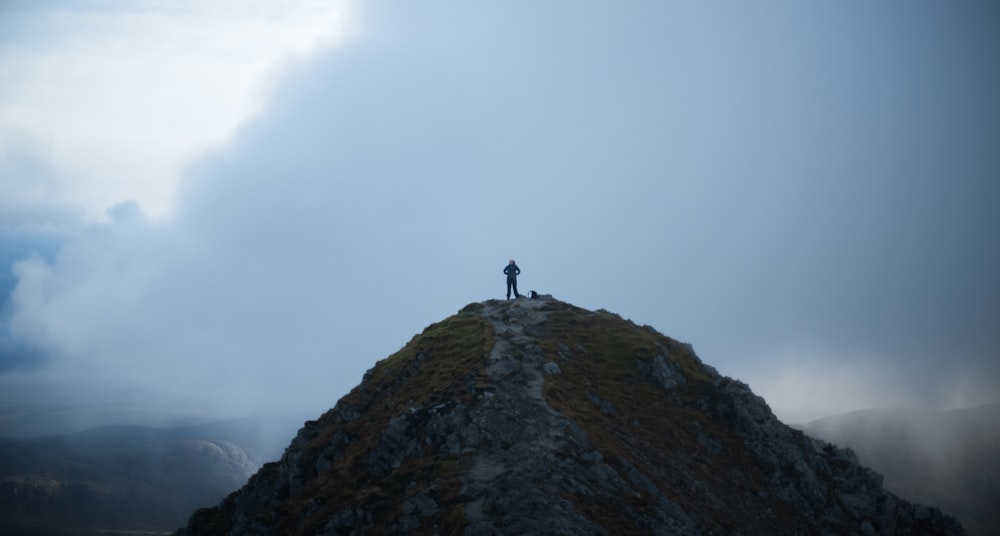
top-left (176, 296), bottom-right (963, 535)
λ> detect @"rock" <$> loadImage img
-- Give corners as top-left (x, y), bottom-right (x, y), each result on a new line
top-left (641, 354), bottom-right (687, 391)
top-left (175, 298), bottom-right (965, 536)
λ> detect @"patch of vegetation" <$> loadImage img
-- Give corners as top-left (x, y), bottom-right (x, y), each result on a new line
top-left (270, 312), bottom-right (496, 535)
top-left (536, 300), bottom-right (790, 532)
top-left (458, 301), bottom-right (485, 315)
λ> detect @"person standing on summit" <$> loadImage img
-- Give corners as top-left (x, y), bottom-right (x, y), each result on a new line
top-left (503, 259), bottom-right (521, 300)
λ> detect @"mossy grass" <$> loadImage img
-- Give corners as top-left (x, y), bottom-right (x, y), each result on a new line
top-left (536, 300), bottom-right (787, 531)
top-left (272, 312), bottom-right (495, 535)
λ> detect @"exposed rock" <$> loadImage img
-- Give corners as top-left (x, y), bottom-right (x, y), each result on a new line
top-left (175, 297), bottom-right (964, 535)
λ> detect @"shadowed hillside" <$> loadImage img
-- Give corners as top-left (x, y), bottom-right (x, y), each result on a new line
top-left (0, 416), bottom-right (305, 536)
top-left (804, 405), bottom-right (1000, 536)
top-left (176, 297), bottom-right (963, 535)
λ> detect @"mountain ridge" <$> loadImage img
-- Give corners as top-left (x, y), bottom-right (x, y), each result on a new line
top-left (176, 296), bottom-right (963, 535)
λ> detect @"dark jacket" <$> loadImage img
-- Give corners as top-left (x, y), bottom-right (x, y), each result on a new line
top-left (503, 263), bottom-right (520, 281)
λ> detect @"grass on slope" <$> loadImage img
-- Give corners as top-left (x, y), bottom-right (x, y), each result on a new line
top-left (282, 310), bottom-right (495, 535)
top-left (536, 300), bottom-right (793, 533)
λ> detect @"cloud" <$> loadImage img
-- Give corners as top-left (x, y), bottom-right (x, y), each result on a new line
top-left (1, 1), bottom-right (998, 422)
top-left (0, 0), bottom-right (348, 220)
top-left (0, 128), bottom-right (82, 369)
top-left (0, 335), bottom-right (50, 374)
top-left (0, 127), bottom-right (85, 226)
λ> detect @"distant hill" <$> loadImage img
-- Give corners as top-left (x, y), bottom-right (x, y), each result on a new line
top-left (0, 416), bottom-right (305, 536)
top-left (803, 405), bottom-right (1000, 536)
top-left (176, 297), bottom-right (963, 535)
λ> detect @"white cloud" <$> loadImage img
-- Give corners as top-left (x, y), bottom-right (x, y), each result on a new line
top-left (749, 355), bottom-right (915, 418)
top-left (1, 1), bottom-right (997, 425)
top-left (0, 0), bottom-right (350, 220)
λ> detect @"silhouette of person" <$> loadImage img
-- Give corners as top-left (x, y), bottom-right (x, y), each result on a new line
top-left (503, 259), bottom-right (521, 300)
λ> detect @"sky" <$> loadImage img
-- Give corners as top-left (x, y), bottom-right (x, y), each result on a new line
top-left (1, 0), bottom-right (998, 428)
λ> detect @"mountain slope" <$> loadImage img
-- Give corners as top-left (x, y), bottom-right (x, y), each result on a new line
top-left (176, 297), bottom-right (963, 535)
top-left (804, 405), bottom-right (1000, 536)
top-left (0, 428), bottom-right (256, 535)
top-left (0, 415), bottom-right (307, 536)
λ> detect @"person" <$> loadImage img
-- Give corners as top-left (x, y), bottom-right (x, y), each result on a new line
top-left (503, 259), bottom-right (521, 300)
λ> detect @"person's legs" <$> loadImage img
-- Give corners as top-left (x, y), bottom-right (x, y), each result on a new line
top-left (512, 279), bottom-right (519, 298)
top-left (506, 280), bottom-right (513, 300)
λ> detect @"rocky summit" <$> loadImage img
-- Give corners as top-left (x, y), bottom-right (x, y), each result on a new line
top-left (175, 297), bottom-right (963, 535)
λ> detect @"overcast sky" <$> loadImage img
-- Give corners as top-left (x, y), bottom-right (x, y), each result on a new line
top-left (1, 0), bottom-right (998, 425)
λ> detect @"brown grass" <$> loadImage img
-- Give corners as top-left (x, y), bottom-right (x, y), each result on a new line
top-left (535, 300), bottom-right (789, 532)
top-left (269, 310), bottom-right (495, 535)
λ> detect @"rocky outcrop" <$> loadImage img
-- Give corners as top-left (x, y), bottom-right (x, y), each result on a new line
top-left (175, 297), bottom-right (963, 535)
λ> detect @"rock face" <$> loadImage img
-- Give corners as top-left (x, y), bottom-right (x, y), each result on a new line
top-left (175, 297), bottom-right (964, 535)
